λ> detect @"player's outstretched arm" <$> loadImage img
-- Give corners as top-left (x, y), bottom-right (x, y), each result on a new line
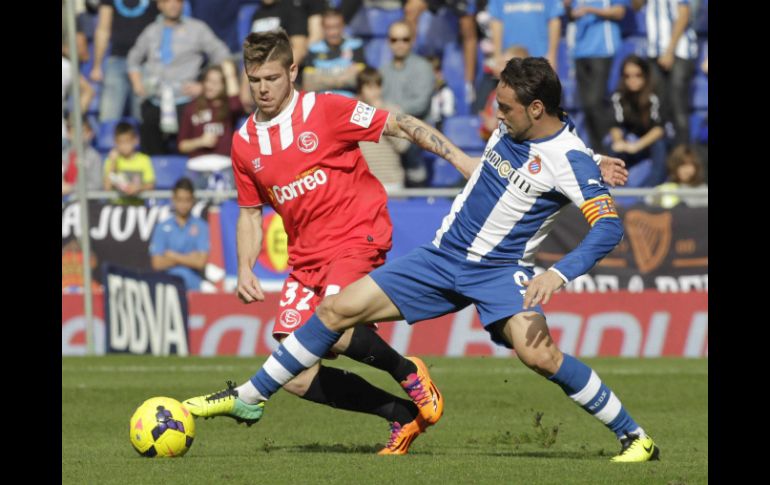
top-left (383, 113), bottom-right (480, 179)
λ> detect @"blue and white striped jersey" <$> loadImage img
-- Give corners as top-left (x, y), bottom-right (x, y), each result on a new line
top-left (645, 0), bottom-right (698, 59)
top-left (432, 116), bottom-right (623, 282)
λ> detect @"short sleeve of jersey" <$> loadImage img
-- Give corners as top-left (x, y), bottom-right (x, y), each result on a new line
top-left (320, 94), bottom-right (390, 145)
top-left (547, 0), bottom-right (565, 19)
top-left (557, 150), bottom-right (619, 226)
top-left (231, 141), bottom-right (265, 207)
top-left (148, 222), bottom-right (167, 256)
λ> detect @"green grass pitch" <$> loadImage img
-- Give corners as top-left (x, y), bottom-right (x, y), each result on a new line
top-left (63, 356), bottom-right (707, 484)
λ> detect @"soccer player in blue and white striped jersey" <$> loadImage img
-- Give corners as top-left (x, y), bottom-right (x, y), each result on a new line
top-left (188, 57), bottom-right (659, 462)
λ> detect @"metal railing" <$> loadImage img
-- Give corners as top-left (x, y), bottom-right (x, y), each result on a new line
top-left (70, 186), bottom-right (708, 202)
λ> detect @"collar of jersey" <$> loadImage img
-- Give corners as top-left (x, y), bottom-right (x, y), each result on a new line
top-left (252, 89), bottom-right (299, 128)
top-left (523, 120), bottom-right (569, 145)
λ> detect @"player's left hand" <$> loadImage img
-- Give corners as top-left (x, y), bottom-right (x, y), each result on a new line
top-left (522, 270), bottom-right (565, 309)
top-left (599, 155), bottom-right (629, 187)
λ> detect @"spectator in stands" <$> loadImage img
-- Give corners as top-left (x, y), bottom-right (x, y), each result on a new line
top-left (62, 118), bottom-right (103, 196)
top-left (62, 53), bottom-right (95, 151)
top-left (248, 0), bottom-right (324, 67)
top-left (477, 45), bottom-right (529, 140)
top-left (633, 0), bottom-right (698, 145)
top-left (608, 55), bottom-right (667, 186)
top-left (381, 20), bottom-right (435, 186)
top-left (488, 0), bottom-right (564, 72)
top-left (645, 144), bottom-right (707, 208)
top-left (178, 62), bottom-right (243, 158)
top-left (149, 177), bottom-right (210, 292)
top-left (403, 0), bottom-right (479, 104)
top-left (427, 56), bottom-right (456, 130)
top-left (302, 8), bottom-right (366, 97)
top-left (103, 121), bottom-right (155, 204)
top-left (564, 0), bottom-right (628, 152)
top-left (90, 0), bottom-right (159, 122)
top-left (355, 67), bottom-right (408, 190)
top-left (127, 0), bottom-right (231, 155)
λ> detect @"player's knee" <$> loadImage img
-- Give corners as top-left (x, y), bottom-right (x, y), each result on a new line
top-left (317, 295), bottom-right (361, 332)
top-left (520, 347), bottom-right (563, 377)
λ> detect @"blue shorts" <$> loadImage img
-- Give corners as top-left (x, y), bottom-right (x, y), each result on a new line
top-left (369, 244), bottom-right (543, 348)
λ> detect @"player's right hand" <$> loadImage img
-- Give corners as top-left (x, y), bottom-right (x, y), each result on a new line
top-left (237, 270), bottom-right (265, 303)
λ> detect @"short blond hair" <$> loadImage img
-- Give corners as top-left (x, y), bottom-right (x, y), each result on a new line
top-left (242, 29), bottom-right (294, 70)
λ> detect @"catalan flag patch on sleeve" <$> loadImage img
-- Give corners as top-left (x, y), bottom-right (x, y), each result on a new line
top-left (580, 195), bottom-right (619, 226)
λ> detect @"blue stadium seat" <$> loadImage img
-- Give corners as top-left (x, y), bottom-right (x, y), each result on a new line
top-left (348, 7), bottom-right (403, 38)
top-left (442, 115), bottom-right (485, 151)
top-left (363, 37), bottom-right (392, 69)
top-left (96, 120), bottom-right (120, 151)
top-left (620, 5), bottom-right (647, 37)
top-left (561, 77), bottom-right (580, 111)
top-left (429, 156), bottom-right (465, 187)
top-left (152, 155), bottom-right (189, 189)
top-left (691, 74), bottom-right (708, 110)
top-left (238, 4), bottom-right (259, 46)
top-left (415, 7), bottom-right (459, 57)
top-left (690, 110), bottom-right (708, 143)
top-left (441, 42), bottom-right (468, 115)
top-left (95, 117), bottom-right (140, 151)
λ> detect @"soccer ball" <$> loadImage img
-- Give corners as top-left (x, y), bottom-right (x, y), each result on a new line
top-left (129, 396), bottom-right (195, 457)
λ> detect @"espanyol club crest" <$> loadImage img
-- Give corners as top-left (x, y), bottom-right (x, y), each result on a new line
top-left (279, 309), bottom-right (302, 328)
top-left (297, 131), bottom-right (319, 153)
top-left (528, 155), bottom-right (542, 174)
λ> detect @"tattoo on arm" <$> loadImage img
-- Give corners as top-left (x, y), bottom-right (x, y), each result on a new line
top-left (393, 114), bottom-right (452, 159)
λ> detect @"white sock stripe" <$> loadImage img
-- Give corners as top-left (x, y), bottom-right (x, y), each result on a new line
top-left (282, 333), bottom-right (323, 366)
top-left (569, 371), bottom-right (601, 406)
top-left (594, 392), bottom-right (622, 424)
top-left (263, 355), bottom-right (295, 386)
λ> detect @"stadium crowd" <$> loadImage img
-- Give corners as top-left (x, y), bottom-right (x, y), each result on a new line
top-left (63, 0), bottom-right (708, 201)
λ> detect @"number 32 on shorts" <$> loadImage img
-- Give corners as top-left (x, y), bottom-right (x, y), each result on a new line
top-left (279, 282), bottom-right (314, 310)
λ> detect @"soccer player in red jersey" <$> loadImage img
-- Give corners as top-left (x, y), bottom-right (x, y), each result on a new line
top-left (184, 29), bottom-right (478, 454)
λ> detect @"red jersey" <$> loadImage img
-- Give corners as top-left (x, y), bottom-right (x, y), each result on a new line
top-left (231, 90), bottom-right (393, 270)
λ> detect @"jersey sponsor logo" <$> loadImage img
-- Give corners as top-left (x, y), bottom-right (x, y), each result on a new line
top-left (483, 146), bottom-right (532, 194)
top-left (297, 131), bottom-right (319, 153)
top-left (279, 309), bottom-right (302, 329)
top-left (350, 101), bottom-right (376, 128)
top-left (251, 157), bottom-right (263, 173)
top-left (528, 155), bottom-right (542, 174)
top-left (269, 167), bottom-right (328, 205)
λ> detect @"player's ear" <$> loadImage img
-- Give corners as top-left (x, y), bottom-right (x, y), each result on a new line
top-left (529, 100), bottom-right (544, 120)
top-left (289, 63), bottom-right (298, 83)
